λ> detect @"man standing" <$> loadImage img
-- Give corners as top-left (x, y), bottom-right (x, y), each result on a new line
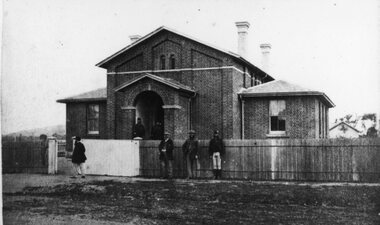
top-left (182, 130), bottom-right (199, 179)
top-left (71, 136), bottom-right (87, 178)
top-left (208, 130), bottom-right (225, 179)
top-left (132, 118), bottom-right (145, 139)
top-left (158, 132), bottom-right (174, 178)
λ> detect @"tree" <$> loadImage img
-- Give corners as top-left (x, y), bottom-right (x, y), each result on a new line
top-left (366, 126), bottom-right (378, 138)
top-left (362, 113), bottom-right (376, 122)
top-left (336, 114), bottom-right (357, 126)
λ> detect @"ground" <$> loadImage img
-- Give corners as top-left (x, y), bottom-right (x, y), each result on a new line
top-left (3, 174), bottom-right (380, 225)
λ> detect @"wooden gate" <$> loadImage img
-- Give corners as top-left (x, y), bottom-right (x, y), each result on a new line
top-left (2, 138), bottom-right (59, 174)
top-left (2, 140), bottom-right (48, 173)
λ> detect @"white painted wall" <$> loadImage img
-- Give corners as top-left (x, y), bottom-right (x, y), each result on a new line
top-left (81, 139), bottom-right (140, 176)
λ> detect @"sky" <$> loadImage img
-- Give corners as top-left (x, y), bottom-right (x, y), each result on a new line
top-left (2, 0), bottom-right (380, 134)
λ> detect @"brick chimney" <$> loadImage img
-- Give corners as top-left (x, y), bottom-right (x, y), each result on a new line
top-left (260, 43), bottom-right (271, 73)
top-left (235, 21), bottom-right (250, 58)
top-left (129, 35), bottom-right (141, 43)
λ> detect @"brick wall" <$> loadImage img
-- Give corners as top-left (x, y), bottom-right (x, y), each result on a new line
top-left (101, 29), bottom-right (270, 140)
top-left (243, 96), bottom-right (323, 139)
top-left (175, 95), bottom-right (190, 139)
top-left (232, 69), bottom-right (244, 139)
top-left (106, 74), bottom-right (116, 139)
top-left (244, 98), bottom-right (269, 139)
top-left (66, 102), bottom-right (107, 151)
top-left (104, 30), bottom-right (266, 76)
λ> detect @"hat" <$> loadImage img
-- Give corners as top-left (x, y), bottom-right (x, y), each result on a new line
top-left (189, 130), bottom-right (196, 134)
top-left (164, 132), bottom-right (170, 135)
top-left (75, 136), bottom-right (81, 141)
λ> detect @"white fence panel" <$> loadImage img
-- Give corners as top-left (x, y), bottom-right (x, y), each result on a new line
top-left (82, 139), bottom-right (140, 176)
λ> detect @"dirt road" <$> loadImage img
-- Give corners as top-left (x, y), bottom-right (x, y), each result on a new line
top-left (3, 174), bottom-right (380, 224)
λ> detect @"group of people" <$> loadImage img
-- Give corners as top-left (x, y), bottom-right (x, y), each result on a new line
top-left (132, 118), bottom-right (163, 140)
top-left (70, 118), bottom-right (226, 180)
top-left (158, 129), bottom-right (225, 180)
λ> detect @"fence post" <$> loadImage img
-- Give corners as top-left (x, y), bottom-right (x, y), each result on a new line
top-left (270, 139), bottom-right (277, 180)
top-left (48, 137), bottom-right (58, 174)
top-left (351, 142), bottom-right (359, 181)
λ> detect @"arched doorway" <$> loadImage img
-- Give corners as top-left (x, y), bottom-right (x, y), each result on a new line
top-left (134, 91), bottom-right (164, 139)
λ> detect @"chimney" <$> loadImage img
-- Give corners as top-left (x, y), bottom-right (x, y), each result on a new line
top-left (129, 35), bottom-right (141, 43)
top-left (260, 43), bottom-right (271, 73)
top-left (235, 21), bottom-right (250, 58)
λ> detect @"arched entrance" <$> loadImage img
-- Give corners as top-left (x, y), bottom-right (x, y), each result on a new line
top-left (134, 91), bottom-right (164, 139)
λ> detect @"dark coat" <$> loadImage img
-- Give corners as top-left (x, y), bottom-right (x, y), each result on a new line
top-left (72, 141), bottom-right (87, 164)
top-left (132, 123), bottom-right (145, 138)
top-left (158, 138), bottom-right (174, 160)
top-left (208, 137), bottom-right (225, 156)
top-left (182, 138), bottom-right (199, 160)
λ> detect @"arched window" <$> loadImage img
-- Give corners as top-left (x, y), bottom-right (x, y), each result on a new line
top-left (169, 54), bottom-right (175, 69)
top-left (160, 55), bottom-right (166, 70)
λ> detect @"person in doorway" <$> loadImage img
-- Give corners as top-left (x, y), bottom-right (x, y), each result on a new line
top-left (71, 136), bottom-right (87, 178)
top-left (158, 132), bottom-right (174, 178)
top-left (182, 130), bottom-right (199, 179)
top-left (208, 130), bottom-right (225, 179)
top-left (151, 121), bottom-right (163, 140)
top-left (132, 118), bottom-right (145, 139)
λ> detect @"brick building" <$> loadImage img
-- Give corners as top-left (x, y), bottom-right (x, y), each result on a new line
top-left (58, 22), bottom-right (334, 150)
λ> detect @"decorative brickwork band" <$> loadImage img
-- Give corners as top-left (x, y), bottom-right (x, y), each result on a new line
top-left (121, 106), bottom-right (136, 110)
top-left (162, 105), bottom-right (182, 109)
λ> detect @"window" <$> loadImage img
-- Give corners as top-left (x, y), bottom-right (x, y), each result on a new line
top-left (269, 100), bottom-right (286, 134)
top-left (87, 104), bottom-right (99, 135)
top-left (169, 54), bottom-right (175, 69)
top-left (160, 55), bottom-right (166, 70)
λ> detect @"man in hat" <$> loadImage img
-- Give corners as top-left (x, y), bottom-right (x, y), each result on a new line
top-left (208, 130), bottom-right (225, 179)
top-left (158, 132), bottom-right (174, 178)
top-left (71, 136), bottom-right (87, 178)
top-left (182, 130), bottom-right (199, 179)
top-left (132, 118), bottom-right (145, 139)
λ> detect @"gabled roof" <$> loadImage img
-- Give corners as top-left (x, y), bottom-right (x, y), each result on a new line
top-left (95, 26), bottom-right (274, 81)
top-left (329, 121), bottom-right (360, 133)
top-left (57, 88), bottom-right (107, 103)
top-left (114, 73), bottom-right (195, 94)
top-left (238, 80), bottom-right (335, 108)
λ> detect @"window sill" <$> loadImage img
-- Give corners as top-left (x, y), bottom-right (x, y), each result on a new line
top-left (87, 133), bottom-right (100, 138)
top-left (266, 133), bottom-right (289, 138)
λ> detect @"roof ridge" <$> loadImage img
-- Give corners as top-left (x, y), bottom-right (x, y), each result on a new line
top-left (63, 87), bottom-right (106, 99)
top-left (57, 87), bottom-right (107, 103)
top-left (329, 121), bottom-right (360, 132)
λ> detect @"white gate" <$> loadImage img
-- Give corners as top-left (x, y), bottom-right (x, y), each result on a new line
top-left (81, 139), bottom-right (140, 176)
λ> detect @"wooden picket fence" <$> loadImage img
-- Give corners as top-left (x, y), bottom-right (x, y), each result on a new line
top-left (2, 139), bottom-right (65, 174)
top-left (2, 140), bottom-right (48, 173)
top-left (139, 138), bottom-right (380, 182)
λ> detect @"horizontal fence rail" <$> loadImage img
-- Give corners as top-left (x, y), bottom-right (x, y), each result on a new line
top-left (139, 138), bottom-right (380, 182)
